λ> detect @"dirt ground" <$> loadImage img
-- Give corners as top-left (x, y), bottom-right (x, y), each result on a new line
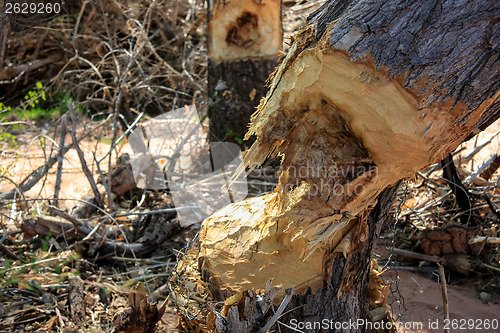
top-left (1, 120), bottom-right (499, 332)
top-left (382, 270), bottom-right (499, 333)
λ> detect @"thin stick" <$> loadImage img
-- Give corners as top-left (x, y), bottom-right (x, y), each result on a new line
top-left (53, 116), bottom-right (67, 208)
top-left (0, 112), bottom-right (108, 201)
top-left (97, 110), bottom-right (145, 164)
top-left (437, 263), bottom-right (449, 333)
top-left (0, 143), bottom-right (73, 201)
top-left (260, 288), bottom-right (295, 333)
top-left (392, 247), bottom-right (442, 263)
top-left (93, 152), bottom-right (112, 210)
top-left (0, 241), bottom-right (19, 260)
top-left (463, 128), bottom-right (500, 161)
top-left (468, 236), bottom-right (500, 244)
top-left (113, 206), bottom-right (196, 218)
top-left (68, 100), bottom-right (104, 208)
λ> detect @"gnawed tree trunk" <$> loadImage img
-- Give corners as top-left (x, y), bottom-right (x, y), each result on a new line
top-left (207, 0), bottom-right (282, 147)
top-left (170, 0), bottom-right (500, 332)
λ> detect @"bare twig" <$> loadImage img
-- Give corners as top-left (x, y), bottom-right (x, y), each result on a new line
top-left (463, 128), bottom-right (500, 161)
top-left (21, 212), bottom-right (180, 260)
top-left (93, 152), bottom-right (112, 210)
top-left (0, 111), bottom-right (109, 202)
top-left (0, 144), bottom-right (72, 201)
top-left (0, 241), bottom-right (19, 260)
top-left (260, 287), bottom-right (295, 333)
top-left (392, 247), bottom-right (443, 263)
top-left (468, 236), bottom-right (500, 244)
top-left (98, 110), bottom-right (145, 164)
top-left (113, 206), bottom-right (195, 218)
top-left (437, 263), bottom-right (449, 333)
top-left (49, 206), bottom-right (91, 233)
top-left (68, 100), bottom-right (104, 209)
top-left (463, 153), bottom-right (498, 183)
top-left (0, 56), bottom-right (59, 81)
top-left (53, 116), bottom-right (67, 208)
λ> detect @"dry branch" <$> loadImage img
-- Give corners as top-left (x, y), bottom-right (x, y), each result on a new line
top-left (68, 100), bottom-right (104, 209)
top-left (468, 236), bottom-right (500, 245)
top-left (437, 263), bottom-right (450, 333)
top-left (479, 155), bottom-right (500, 180)
top-left (21, 213), bottom-right (180, 260)
top-left (0, 56), bottom-right (59, 81)
top-left (0, 143), bottom-right (73, 201)
top-left (53, 116), bottom-right (67, 208)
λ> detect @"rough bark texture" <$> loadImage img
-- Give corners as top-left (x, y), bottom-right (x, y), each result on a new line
top-left (170, 0), bottom-right (500, 332)
top-left (279, 184), bottom-right (399, 332)
top-left (0, 0), bottom-right (8, 66)
top-left (309, 0), bottom-right (500, 128)
top-left (208, 58), bottom-right (277, 146)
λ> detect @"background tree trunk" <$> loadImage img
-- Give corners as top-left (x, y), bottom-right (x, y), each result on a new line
top-left (0, 0), bottom-right (9, 66)
top-left (170, 0), bottom-right (500, 332)
top-left (207, 0), bottom-right (282, 148)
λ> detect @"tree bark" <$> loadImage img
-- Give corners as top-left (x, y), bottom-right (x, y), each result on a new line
top-left (207, 0), bottom-right (282, 147)
top-left (170, 0), bottom-right (500, 332)
top-left (0, 0), bottom-right (9, 66)
top-left (208, 58), bottom-right (277, 146)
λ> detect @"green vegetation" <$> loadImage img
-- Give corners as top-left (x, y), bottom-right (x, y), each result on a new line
top-left (0, 232), bottom-right (81, 291)
top-left (0, 132), bottom-right (18, 150)
top-left (0, 82), bottom-right (47, 121)
top-left (225, 128), bottom-right (244, 144)
top-left (0, 83), bottom-right (81, 124)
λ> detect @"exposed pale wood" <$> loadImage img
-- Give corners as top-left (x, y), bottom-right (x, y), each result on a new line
top-left (200, 0), bottom-right (500, 297)
top-left (208, 0), bottom-right (282, 63)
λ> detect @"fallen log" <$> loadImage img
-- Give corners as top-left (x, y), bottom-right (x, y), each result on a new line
top-left (21, 213), bottom-right (180, 259)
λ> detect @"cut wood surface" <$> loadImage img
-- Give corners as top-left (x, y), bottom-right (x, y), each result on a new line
top-left (171, 0), bottom-right (500, 331)
top-left (201, 0), bottom-right (500, 293)
top-left (208, 0), bottom-right (282, 63)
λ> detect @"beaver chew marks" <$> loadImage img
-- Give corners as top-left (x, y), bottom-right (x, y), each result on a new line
top-left (226, 11), bottom-right (259, 48)
top-left (208, 0), bottom-right (282, 63)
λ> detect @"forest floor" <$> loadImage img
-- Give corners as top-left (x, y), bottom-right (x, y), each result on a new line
top-left (0, 116), bottom-right (498, 332)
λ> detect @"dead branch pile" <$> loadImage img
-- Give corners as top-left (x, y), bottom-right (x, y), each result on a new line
top-left (1, 0), bottom-right (207, 117)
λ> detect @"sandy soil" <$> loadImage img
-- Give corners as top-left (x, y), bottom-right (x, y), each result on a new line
top-left (383, 270), bottom-right (499, 333)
